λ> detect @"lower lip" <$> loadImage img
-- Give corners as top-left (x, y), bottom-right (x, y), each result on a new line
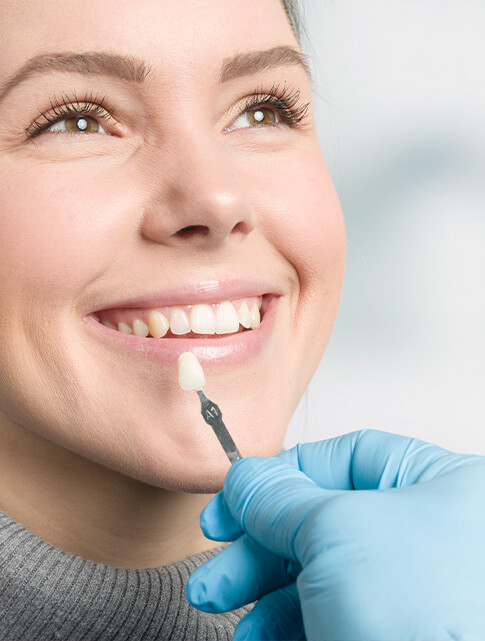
top-left (83, 295), bottom-right (280, 368)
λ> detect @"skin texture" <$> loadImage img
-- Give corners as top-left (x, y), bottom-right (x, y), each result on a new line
top-left (0, 0), bottom-right (345, 568)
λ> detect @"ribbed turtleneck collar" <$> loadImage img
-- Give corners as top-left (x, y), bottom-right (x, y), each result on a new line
top-left (0, 509), bottom-right (250, 640)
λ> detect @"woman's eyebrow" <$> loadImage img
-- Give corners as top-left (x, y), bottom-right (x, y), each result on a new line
top-left (0, 46), bottom-right (310, 106)
top-left (0, 52), bottom-right (151, 106)
top-left (220, 46), bottom-right (311, 83)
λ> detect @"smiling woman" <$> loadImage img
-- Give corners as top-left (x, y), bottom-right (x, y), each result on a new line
top-left (0, 0), bottom-right (345, 639)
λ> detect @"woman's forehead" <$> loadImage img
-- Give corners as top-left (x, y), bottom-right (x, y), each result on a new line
top-left (0, 0), bottom-right (298, 83)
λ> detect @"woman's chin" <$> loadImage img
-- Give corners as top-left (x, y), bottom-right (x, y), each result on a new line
top-left (129, 434), bottom-right (284, 494)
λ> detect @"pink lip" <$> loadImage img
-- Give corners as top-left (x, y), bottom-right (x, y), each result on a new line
top-left (83, 280), bottom-right (282, 368)
top-left (88, 280), bottom-right (282, 312)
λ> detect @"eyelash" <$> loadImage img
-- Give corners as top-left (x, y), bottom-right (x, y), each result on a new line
top-left (25, 91), bottom-right (115, 138)
top-left (25, 83), bottom-right (310, 139)
top-left (237, 83), bottom-right (310, 129)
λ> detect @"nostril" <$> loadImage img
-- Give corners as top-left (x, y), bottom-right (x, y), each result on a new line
top-left (176, 225), bottom-right (210, 238)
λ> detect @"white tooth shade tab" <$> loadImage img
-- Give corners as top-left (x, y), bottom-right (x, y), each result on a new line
top-left (170, 308), bottom-right (191, 335)
top-left (148, 310), bottom-right (169, 338)
top-left (133, 318), bottom-right (149, 337)
top-left (178, 352), bottom-right (206, 391)
top-left (190, 304), bottom-right (216, 334)
top-left (215, 301), bottom-right (240, 334)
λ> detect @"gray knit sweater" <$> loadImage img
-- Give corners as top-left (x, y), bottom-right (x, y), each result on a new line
top-left (0, 509), bottom-right (251, 640)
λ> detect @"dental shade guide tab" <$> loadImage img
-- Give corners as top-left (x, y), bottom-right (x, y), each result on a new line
top-left (177, 352), bottom-right (242, 464)
top-left (177, 351), bottom-right (206, 391)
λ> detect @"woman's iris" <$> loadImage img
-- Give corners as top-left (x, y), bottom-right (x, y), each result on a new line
top-left (64, 116), bottom-right (100, 133)
top-left (247, 108), bottom-right (277, 126)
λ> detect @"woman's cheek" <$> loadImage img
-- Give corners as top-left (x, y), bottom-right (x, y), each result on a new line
top-left (289, 156), bottom-right (346, 351)
top-left (0, 160), bottom-right (128, 296)
top-left (250, 148), bottom-right (345, 298)
top-left (247, 148), bottom-right (346, 390)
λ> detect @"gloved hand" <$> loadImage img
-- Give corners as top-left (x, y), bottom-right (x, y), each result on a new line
top-left (186, 429), bottom-right (485, 641)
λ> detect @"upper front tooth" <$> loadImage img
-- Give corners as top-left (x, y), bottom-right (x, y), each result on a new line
top-left (148, 310), bottom-right (169, 338)
top-left (101, 320), bottom-right (117, 330)
top-left (190, 304), bottom-right (216, 334)
top-left (118, 322), bottom-right (133, 334)
top-left (237, 301), bottom-right (252, 329)
top-left (215, 301), bottom-right (239, 334)
top-left (133, 318), bottom-right (149, 337)
top-left (170, 308), bottom-right (191, 335)
top-left (249, 304), bottom-right (261, 329)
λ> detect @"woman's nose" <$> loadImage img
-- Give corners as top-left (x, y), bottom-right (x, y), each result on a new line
top-left (139, 137), bottom-right (256, 250)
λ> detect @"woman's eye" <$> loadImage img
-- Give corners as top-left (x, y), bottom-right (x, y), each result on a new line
top-left (46, 115), bottom-right (107, 134)
top-left (228, 107), bottom-right (279, 131)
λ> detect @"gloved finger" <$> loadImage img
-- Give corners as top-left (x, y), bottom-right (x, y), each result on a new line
top-left (222, 456), bottom-right (342, 562)
top-left (200, 491), bottom-right (244, 541)
top-left (186, 534), bottom-right (296, 613)
top-left (278, 428), bottom-right (481, 490)
top-left (202, 430), bottom-right (482, 548)
top-left (232, 582), bottom-right (304, 641)
top-left (202, 430), bottom-right (424, 544)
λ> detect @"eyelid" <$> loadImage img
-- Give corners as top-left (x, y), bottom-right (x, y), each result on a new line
top-left (226, 104), bottom-right (281, 132)
top-left (227, 83), bottom-right (311, 132)
top-left (25, 92), bottom-right (119, 139)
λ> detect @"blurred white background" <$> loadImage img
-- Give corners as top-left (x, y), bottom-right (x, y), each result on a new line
top-left (285, 0), bottom-right (485, 454)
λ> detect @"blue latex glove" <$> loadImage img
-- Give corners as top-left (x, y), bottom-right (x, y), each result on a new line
top-left (186, 429), bottom-right (485, 641)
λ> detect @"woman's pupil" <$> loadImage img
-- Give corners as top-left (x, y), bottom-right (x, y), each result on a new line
top-left (76, 118), bottom-right (88, 131)
top-left (251, 108), bottom-right (275, 125)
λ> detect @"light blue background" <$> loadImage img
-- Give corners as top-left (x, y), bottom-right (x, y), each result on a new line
top-left (285, 1), bottom-right (485, 453)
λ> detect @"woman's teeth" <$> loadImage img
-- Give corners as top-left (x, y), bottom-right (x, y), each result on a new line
top-left (97, 297), bottom-right (262, 338)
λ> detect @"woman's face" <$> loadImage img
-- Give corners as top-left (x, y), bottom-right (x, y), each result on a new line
top-left (0, 0), bottom-right (345, 491)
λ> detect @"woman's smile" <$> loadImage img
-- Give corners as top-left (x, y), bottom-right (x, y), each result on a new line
top-left (95, 299), bottom-right (263, 337)
top-left (84, 281), bottom-right (282, 366)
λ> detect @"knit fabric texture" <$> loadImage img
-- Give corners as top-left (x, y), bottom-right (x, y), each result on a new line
top-left (0, 509), bottom-right (251, 640)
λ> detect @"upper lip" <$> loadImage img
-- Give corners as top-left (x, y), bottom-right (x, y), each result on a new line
top-left (89, 279), bottom-right (282, 313)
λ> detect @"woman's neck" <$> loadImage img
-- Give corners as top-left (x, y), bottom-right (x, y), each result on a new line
top-left (0, 417), bottom-right (215, 568)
